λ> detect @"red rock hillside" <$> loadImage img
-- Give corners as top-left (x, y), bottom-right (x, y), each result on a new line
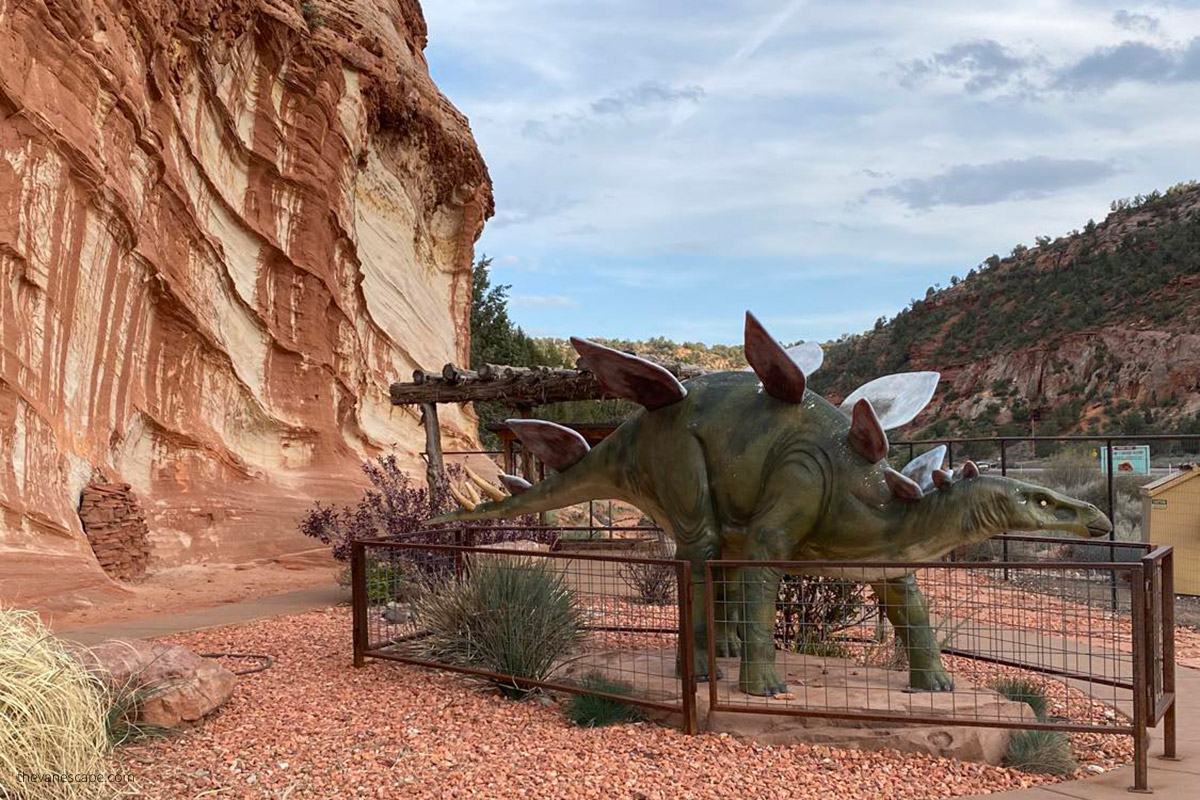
top-left (0, 1), bottom-right (491, 606)
top-left (812, 182), bottom-right (1200, 440)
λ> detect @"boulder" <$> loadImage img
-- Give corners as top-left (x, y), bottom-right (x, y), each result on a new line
top-left (77, 640), bottom-right (236, 727)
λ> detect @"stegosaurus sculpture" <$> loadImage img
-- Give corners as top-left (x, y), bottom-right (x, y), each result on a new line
top-left (435, 312), bottom-right (1112, 696)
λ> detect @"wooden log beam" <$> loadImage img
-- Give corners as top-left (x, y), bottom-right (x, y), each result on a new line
top-left (391, 360), bottom-right (707, 407)
top-left (391, 370), bottom-right (614, 406)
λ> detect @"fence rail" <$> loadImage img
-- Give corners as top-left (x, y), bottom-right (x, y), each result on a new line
top-left (352, 527), bottom-right (1176, 792)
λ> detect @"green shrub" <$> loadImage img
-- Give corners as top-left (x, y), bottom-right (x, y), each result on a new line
top-left (337, 561), bottom-right (411, 603)
top-left (565, 672), bottom-right (644, 727)
top-left (1004, 729), bottom-right (1077, 775)
top-left (410, 556), bottom-right (583, 699)
top-left (103, 678), bottom-right (173, 747)
top-left (992, 679), bottom-right (1077, 775)
top-left (990, 677), bottom-right (1050, 721)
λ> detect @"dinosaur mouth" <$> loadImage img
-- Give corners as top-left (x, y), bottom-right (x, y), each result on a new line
top-left (1086, 521), bottom-right (1114, 538)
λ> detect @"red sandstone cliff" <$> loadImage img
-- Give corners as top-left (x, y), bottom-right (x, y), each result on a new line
top-left (0, 0), bottom-right (491, 606)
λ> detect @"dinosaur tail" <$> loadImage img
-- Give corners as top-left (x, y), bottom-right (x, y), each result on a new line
top-left (429, 466), bottom-right (615, 525)
top-left (429, 418), bottom-right (626, 525)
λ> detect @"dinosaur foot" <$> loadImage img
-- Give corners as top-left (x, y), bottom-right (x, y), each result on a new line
top-left (738, 663), bottom-right (787, 697)
top-left (905, 664), bottom-right (955, 692)
top-left (678, 660), bottom-right (724, 682)
top-left (714, 637), bottom-right (741, 658)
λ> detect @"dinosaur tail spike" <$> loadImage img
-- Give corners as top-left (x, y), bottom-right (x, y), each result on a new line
top-left (447, 482), bottom-right (478, 511)
top-left (506, 419), bottom-right (591, 472)
top-left (848, 398), bottom-right (888, 462)
top-left (465, 465), bottom-right (507, 501)
top-left (430, 465), bottom-right (610, 525)
top-left (883, 466), bottom-right (923, 503)
top-left (499, 473), bottom-right (532, 495)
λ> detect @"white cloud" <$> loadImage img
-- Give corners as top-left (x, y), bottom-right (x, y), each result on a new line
top-left (421, 0), bottom-right (1200, 342)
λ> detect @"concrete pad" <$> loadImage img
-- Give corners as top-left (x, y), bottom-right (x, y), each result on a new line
top-left (563, 648), bottom-right (1032, 764)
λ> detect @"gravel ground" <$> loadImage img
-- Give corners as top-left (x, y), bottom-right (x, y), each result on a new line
top-left (917, 571), bottom-right (1200, 667)
top-left (118, 608), bottom-right (1110, 800)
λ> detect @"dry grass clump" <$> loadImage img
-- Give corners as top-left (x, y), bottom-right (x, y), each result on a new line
top-left (0, 608), bottom-right (121, 799)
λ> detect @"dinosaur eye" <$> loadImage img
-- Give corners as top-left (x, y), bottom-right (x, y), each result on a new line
top-left (1038, 498), bottom-right (1049, 508)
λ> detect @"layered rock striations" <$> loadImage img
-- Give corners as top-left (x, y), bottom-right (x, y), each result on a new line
top-left (0, 0), bottom-right (491, 606)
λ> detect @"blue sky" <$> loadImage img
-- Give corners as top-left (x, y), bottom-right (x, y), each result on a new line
top-left (421, 1), bottom-right (1200, 345)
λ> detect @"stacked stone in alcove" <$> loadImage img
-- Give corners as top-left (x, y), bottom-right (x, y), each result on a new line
top-left (78, 483), bottom-right (151, 581)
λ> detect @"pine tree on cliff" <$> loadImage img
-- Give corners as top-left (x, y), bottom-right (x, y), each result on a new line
top-left (469, 256), bottom-right (569, 370)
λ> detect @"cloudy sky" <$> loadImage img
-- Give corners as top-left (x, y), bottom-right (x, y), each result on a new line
top-left (421, 1), bottom-right (1200, 345)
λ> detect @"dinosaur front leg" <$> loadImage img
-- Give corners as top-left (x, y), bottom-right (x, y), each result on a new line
top-left (873, 573), bottom-right (953, 692)
top-left (736, 565), bottom-right (787, 696)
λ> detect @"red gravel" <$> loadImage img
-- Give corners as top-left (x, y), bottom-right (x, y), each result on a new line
top-left (117, 608), bottom-right (1117, 799)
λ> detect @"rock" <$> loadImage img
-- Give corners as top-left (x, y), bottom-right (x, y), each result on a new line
top-left (469, 540), bottom-right (553, 569)
top-left (77, 640), bottom-right (236, 727)
top-left (0, 1), bottom-right (492, 608)
top-left (477, 540), bottom-right (552, 554)
top-left (78, 483), bottom-right (151, 582)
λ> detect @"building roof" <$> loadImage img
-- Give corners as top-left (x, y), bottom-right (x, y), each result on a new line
top-left (1142, 464), bottom-right (1200, 497)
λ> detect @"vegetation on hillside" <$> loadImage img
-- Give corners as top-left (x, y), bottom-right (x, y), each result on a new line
top-left (810, 180), bottom-right (1200, 440)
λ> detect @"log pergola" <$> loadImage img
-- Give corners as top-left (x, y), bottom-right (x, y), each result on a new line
top-left (389, 360), bottom-right (705, 489)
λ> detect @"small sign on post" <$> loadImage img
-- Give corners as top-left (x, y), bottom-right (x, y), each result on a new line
top-left (1099, 445), bottom-right (1151, 476)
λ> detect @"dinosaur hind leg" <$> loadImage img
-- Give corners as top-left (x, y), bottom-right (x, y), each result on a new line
top-left (872, 574), bottom-right (954, 692)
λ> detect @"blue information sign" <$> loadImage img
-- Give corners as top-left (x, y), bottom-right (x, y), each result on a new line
top-left (1099, 445), bottom-right (1151, 476)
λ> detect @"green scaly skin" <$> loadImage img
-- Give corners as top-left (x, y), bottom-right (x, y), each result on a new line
top-left (435, 371), bottom-right (1112, 696)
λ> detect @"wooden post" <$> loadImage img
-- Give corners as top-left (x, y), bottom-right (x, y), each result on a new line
top-left (513, 405), bottom-right (545, 525)
top-left (504, 437), bottom-right (516, 474)
top-left (420, 402), bottom-right (445, 492)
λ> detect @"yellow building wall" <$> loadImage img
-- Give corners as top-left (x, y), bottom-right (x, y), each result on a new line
top-left (1144, 478), bottom-right (1200, 595)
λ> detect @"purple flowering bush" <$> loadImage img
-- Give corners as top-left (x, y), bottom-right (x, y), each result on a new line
top-left (299, 455), bottom-right (551, 562)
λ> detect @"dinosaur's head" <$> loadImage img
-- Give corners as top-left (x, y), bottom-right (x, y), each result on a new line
top-left (952, 473), bottom-right (1113, 539)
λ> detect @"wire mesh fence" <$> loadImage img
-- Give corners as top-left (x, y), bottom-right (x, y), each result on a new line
top-left (891, 434), bottom-right (1200, 601)
top-left (352, 537), bottom-right (698, 731)
top-left (705, 561), bottom-right (1136, 728)
top-left (351, 526), bottom-right (1175, 791)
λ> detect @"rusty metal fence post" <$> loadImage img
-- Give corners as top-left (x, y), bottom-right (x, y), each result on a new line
top-left (1161, 547), bottom-right (1177, 760)
top-left (1130, 561), bottom-right (1149, 793)
top-left (704, 563), bottom-right (719, 713)
top-left (677, 563), bottom-right (698, 734)
top-left (351, 539), bottom-right (368, 668)
top-left (1000, 440), bottom-right (1010, 580)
